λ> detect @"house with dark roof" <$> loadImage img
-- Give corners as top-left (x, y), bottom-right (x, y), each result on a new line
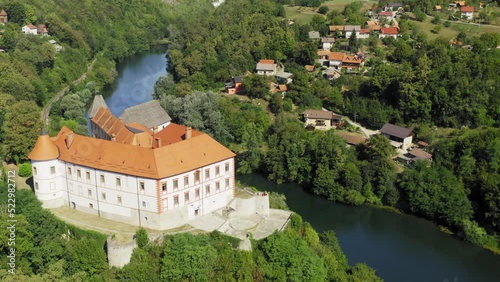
top-left (344, 25), bottom-right (361, 39)
top-left (321, 37), bottom-right (335, 50)
top-left (397, 148), bottom-right (432, 166)
top-left (309, 31), bottom-right (320, 40)
top-left (380, 123), bottom-right (415, 150)
top-left (0, 9), bottom-right (7, 24)
top-left (37, 24), bottom-right (49, 36)
top-left (303, 109), bottom-right (342, 130)
top-left (225, 76), bottom-right (244, 94)
top-left (119, 100), bottom-right (172, 130)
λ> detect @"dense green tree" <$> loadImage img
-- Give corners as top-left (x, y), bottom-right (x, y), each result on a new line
top-left (243, 74), bottom-right (271, 99)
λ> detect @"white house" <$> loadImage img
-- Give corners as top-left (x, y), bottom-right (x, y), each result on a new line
top-left (379, 27), bottom-right (399, 39)
top-left (22, 24), bottom-right (38, 35)
top-left (378, 11), bottom-right (394, 21)
top-left (461, 6), bottom-right (474, 20)
top-left (358, 29), bottom-right (371, 39)
top-left (29, 122), bottom-right (236, 230)
top-left (256, 59), bottom-right (277, 76)
top-left (344, 25), bottom-right (361, 39)
top-left (328, 52), bottom-right (345, 69)
top-left (321, 37), bottom-right (335, 50)
top-left (380, 123), bottom-right (415, 151)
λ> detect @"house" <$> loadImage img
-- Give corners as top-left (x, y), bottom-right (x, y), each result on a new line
top-left (342, 54), bottom-right (363, 70)
top-left (305, 65), bottom-right (315, 72)
top-left (344, 25), bottom-right (361, 39)
top-left (309, 31), bottom-right (320, 40)
top-left (256, 59), bottom-right (277, 76)
top-left (380, 123), bottom-right (415, 150)
top-left (37, 24), bottom-right (49, 36)
top-left (225, 76), bottom-right (244, 94)
top-left (29, 121), bottom-right (236, 230)
top-left (329, 25), bottom-right (344, 36)
top-left (318, 50), bottom-right (330, 60)
top-left (335, 132), bottom-right (367, 146)
top-left (455, 1), bottom-right (466, 7)
top-left (119, 100), bottom-right (172, 131)
top-left (303, 109), bottom-right (342, 130)
top-left (358, 29), bottom-right (371, 39)
top-left (461, 6), bottom-right (474, 20)
top-left (378, 11), bottom-right (394, 21)
top-left (367, 20), bottom-right (381, 32)
top-left (321, 37), bottom-right (335, 50)
top-left (379, 27), bottom-right (399, 39)
top-left (325, 68), bottom-right (341, 80)
top-left (276, 71), bottom-right (293, 84)
top-left (0, 9), bottom-right (7, 25)
top-left (22, 24), bottom-right (38, 35)
top-left (435, 5), bottom-right (442, 12)
top-left (397, 148), bottom-right (432, 166)
top-left (328, 52), bottom-right (345, 69)
top-left (384, 3), bottom-right (403, 11)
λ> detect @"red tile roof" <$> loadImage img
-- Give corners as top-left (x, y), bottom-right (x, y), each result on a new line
top-left (379, 11), bottom-right (393, 16)
top-left (461, 6), bottom-right (474, 12)
top-left (259, 59), bottom-right (275, 64)
top-left (381, 27), bottom-right (399, 35)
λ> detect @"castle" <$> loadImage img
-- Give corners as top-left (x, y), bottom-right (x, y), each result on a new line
top-left (28, 96), bottom-right (236, 230)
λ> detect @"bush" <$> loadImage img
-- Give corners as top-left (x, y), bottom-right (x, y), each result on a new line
top-left (459, 220), bottom-right (497, 247)
top-left (318, 6), bottom-right (329, 15)
top-left (269, 192), bottom-right (289, 210)
top-left (135, 227), bottom-right (149, 249)
top-left (431, 15), bottom-right (441, 24)
top-left (18, 162), bottom-right (32, 177)
top-left (443, 21), bottom-right (451, 27)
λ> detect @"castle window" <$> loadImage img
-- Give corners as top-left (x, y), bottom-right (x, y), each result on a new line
top-left (174, 195), bottom-right (179, 206)
top-left (77, 169), bottom-right (81, 179)
top-left (116, 177), bottom-right (121, 188)
top-left (86, 172), bottom-right (91, 182)
top-left (184, 192), bottom-right (189, 203)
top-left (68, 167), bottom-right (72, 176)
top-left (33, 167), bottom-right (37, 175)
top-left (117, 196), bottom-right (122, 205)
top-left (225, 178), bottom-right (230, 189)
top-left (173, 179), bottom-right (178, 190)
top-left (35, 182), bottom-right (39, 190)
top-left (102, 193), bottom-right (106, 201)
top-left (50, 166), bottom-right (56, 174)
top-left (225, 163), bottom-right (230, 172)
top-left (89, 203), bottom-right (93, 209)
top-left (88, 189), bottom-right (92, 197)
top-left (142, 201), bottom-right (146, 208)
top-left (194, 171), bottom-right (200, 182)
top-left (140, 181), bottom-right (145, 190)
top-left (162, 183), bottom-right (167, 192)
top-left (216, 181), bottom-right (220, 191)
top-left (205, 184), bottom-right (210, 195)
top-left (215, 166), bottom-right (220, 176)
top-left (205, 169), bottom-right (210, 179)
top-left (195, 188), bottom-right (200, 199)
top-left (100, 174), bottom-right (105, 184)
top-left (184, 176), bottom-right (189, 187)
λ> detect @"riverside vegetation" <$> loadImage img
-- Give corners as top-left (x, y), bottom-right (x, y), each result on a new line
top-left (154, 0), bottom-right (500, 252)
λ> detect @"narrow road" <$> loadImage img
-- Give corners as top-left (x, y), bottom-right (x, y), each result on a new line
top-left (322, 107), bottom-right (378, 138)
top-left (41, 58), bottom-right (97, 123)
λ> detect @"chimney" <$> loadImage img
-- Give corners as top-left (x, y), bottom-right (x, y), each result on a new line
top-left (65, 133), bottom-right (74, 149)
top-left (185, 127), bottom-right (192, 140)
top-left (111, 133), bottom-right (116, 142)
top-left (155, 137), bottom-right (162, 148)
top-left (153, 126), bottom-right (158, 134)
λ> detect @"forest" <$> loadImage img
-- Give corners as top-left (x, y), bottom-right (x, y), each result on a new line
top-left (157, 0), bottom-right (500, 251)
top-left (0, 0), bottom-right (171, 163)
top-left (0, 180), bottom-right (381, 281)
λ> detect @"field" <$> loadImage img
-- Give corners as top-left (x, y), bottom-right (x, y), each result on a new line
top-left (409, 17), bottom-right (500, 41)
top-left (284, 0), bottom-right (376, 24)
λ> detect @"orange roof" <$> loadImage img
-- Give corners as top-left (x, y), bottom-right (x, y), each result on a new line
top-left (91, 107), bottom-right (153, 147)
top-left (259, 59), bottom-right (275, 64)
top-left (305, 65), bottom-right (314, 72)
top-left (381, 27), bottom-right (399, 35)
top-left (0, 9), bottom-right (7, 16)
top-left (329, 52), bottom-right (345, 61)
top-left (26, 24), bottom-right (37, 29)
top-left (153, 123), bottom-right (203, 146)
top-left (278, 84), bottom-right (288, 91)
top-left (29, 133), bottom-right (59, 161)
top-left (435, 5), bottom-right (442, 10)
top-left (317, 50), bottom-right (330, 57)
top-left (47, 125), bottom-right (235, 179)
top-left (360, 29), bottom-right (371, 34)
top-left (461, 6), bottom-right (474, 12)
top-left (329, 25), bottom-right (344, 32)
top-left (342, 55), bottom-right (362, 64)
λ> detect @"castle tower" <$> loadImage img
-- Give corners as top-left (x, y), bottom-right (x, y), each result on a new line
top-left (28, 131), bottom-right (65, 208)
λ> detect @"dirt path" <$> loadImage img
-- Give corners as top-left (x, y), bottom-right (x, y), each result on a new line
top-left (41, 58), bottom-right (97, 123)
top-left (322, 107), bottom-right (379, 138)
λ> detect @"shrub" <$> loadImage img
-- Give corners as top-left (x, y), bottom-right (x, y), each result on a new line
top-left (135, 227), bottom-right (149, 249)
top-left (18, 162), bottom-right (32, 177)
top-left (318, 6), bottom-right (329, 15)
top-left (443, 21), bottom-right (451, 27)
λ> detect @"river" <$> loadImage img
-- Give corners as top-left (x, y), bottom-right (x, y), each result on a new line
top-left (105, 52), bottom-right (500, 282)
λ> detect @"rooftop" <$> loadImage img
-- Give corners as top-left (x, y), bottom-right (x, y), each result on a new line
top-left (408, 148), bottom-right (432, 160)
top-left (461, 6), bottom-right (474, 12)
top-left (88, 95), bottom-right (108, 118)
top-left (303, 109), bottom-right (341, 120)
top-left (381, 27), bottom-right (399, 35)
top-left (119, 100), bottom-right (171, 129)
top-left (29, 132), bottom-right (59, 161)
top-left (380, 123), bottom-right (413, 139)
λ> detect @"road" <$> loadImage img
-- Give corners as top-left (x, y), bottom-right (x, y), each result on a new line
top-left (41, 58), bottom-right (97, 123)
top-left (322, 107), bottom-right (378, 138)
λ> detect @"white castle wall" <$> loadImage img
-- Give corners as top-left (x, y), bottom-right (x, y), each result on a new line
top-left (106, 235), bottom-right (136, 268)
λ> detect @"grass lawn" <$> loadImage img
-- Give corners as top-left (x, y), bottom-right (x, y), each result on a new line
top-left (284, 0), bottom-right (376, 24)
top-left (408, 16), bottom-right (500, 41)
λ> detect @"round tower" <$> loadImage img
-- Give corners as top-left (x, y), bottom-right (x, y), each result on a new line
top-left (28, 131), bottom-right (64, 208)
